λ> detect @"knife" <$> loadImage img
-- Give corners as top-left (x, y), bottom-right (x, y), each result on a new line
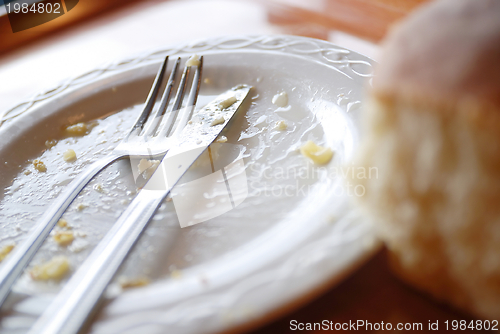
top-left (28, 84), bottom-right (252, 334)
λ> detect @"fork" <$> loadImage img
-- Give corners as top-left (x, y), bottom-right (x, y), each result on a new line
top-left (0, 55), bottom-right (203, 306)
top-left (28, 84), bottom-right (251, 334)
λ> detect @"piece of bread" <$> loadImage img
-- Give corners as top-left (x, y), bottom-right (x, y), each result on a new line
top-left (352, 0), bottom-right (500, 318)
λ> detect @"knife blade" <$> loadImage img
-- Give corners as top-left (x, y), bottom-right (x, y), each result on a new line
top-left (28, 84), bottom-right (252, 334)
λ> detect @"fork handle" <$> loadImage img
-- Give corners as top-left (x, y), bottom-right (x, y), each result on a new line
top-left (28, 189), bottom-right (167, 334)
top-left (0, 153), bottom-right (123, 307)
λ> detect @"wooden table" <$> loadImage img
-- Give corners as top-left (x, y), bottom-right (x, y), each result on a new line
top-left (1, 0), bottom-right (480, 333)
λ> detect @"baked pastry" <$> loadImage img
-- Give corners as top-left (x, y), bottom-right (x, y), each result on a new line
top-left (352, 0), bottom-right (500, 318)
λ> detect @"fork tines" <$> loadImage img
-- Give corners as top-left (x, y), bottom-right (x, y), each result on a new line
top-left (129, 55), bottom-right (203, 139)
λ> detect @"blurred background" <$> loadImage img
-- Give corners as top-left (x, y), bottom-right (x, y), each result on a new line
top-left (0, 0), bottom-right (429, 117)
top-left (0, 0), bottom-right (479, 333)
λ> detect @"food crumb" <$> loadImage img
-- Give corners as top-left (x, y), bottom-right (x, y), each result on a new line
top-left (300, 140), bottom-right (333, 165)
top-left (30, 256), bottom-right (70, 281)
top-left (53, 231), bottom-right (74, 246)
top-left (57, 219), bottom-right (68, 228)
top-left (76, 203), bottom-right (87, 211)
top-left (93, 183), bottom-right (104, 193)
top-left (45, 139), bottom-right (58, 148)
top-left (275, 120), bottom-right (288, 131)
top-left (0, 244), bottom-right (15, 262)
top-left (272, 91), bottom-right (288, 107)
top-left (186, 54), bottom-right (201, 67)
top-left (33, 159), bottom-right (47, 172)
top-left (218, 96), bottom-right (237, 110)
top-left (63, 149), bottom-right (77, 162)
top-left (204, 78), bottom-right (211, 84)
top-left (215, 135), bottom-right (228, 143)
top-left (118, 276), bottom-right (150, 289)
top-left (64, 123), bottom-right (88, 136)
top-left (23, 170), bottom-right (32, 176)
top-left (211, 116), bottom-right (225, 126)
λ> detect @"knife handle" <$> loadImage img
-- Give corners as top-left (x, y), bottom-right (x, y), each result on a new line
top-left (28, 189), bottom-right (167, 334)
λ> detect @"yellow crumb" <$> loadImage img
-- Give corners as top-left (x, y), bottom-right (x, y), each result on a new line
top-left (63, 149), bottom-right (77, 162)
top-left (218, 96), bottom-right (237, 110)
top-left (64, 123), bottom-right (87, 136)
top-left (186, 54), bottom-right (201, 67)
top-left (210, 116), bottom-right (225, 126)
top-left (53, 231), bottom-right (74, 246)
top-left (300, 140), bottom-right (333, 165)
top-left (0, 244), bottom-right (15, 262)
top-left (215, 135), bottom-right (228, 143)
top-left (33, 159), bottom-right (47, 172)
top-left (57, 219), bottom-right (68, 228)
top-left (118, 276), bottom-right (150, 289)
top-left (275, 120), bottom-right (288, 131)
top-left (30, 256), bottom-right (70, 281)
top-left (76, 203), bottom-right (87, 211)
top-left (23, 170), bottom-right (32, 176)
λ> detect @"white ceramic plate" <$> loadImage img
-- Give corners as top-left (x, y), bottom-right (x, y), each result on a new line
top-left (0, 35), bottom-right (380, 334)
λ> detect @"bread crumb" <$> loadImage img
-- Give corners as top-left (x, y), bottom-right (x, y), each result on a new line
top-left (186, 54), bottom-right (201, 67)
top-left (211, 116), bottom-right (225, 126)
top-left (118, 276), bottom-right (150, 289)
top-left (218, 96), bottom-right (237, 110)
top-left (76, 203), bottom-right (87, 211)
top-left (33, 160), bottom-right (47, 172)
top-left (64, 123), bottom-right (87, 136)
top-left (215, 135), bottom-right (227, 143)
top-left (93, 183), bottom-right (104, 193)
top-left (23, 170), bottom-right (32, 176)
top-left (272, 91), bottom-right (288, 107)
top-left (57, 219), bottom-right (68, 228)
top-left (275, 120), bottom-right (287, 131)
top-left (30, 256), bottom-right (70, 281)
top-left (0, 244), bottom-right (15, 262)
top-left (300, 140), bottom-right (333, 165)
top-left (53, 231), bottom-right (74, 246)
top-left (63, 149), bottom-right (77, 162)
